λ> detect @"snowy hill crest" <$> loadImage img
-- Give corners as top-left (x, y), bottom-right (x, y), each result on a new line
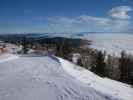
top-left (0, 54), bottom-right (132, 100)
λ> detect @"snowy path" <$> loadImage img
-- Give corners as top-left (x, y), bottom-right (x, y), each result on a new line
top-left (58, 57), bottom-right (133, 100)
top-left (0, 54), bottom-right (117, 100)
top-left (0, 54), bottom-right (18, 63)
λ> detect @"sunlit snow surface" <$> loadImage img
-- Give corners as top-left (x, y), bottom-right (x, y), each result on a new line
top-left (0, 54), bottom-right (133, 100)
top-left (0, 54), bottom-right (119, 100)
top-left (59, 57), bottom-right (133, 100)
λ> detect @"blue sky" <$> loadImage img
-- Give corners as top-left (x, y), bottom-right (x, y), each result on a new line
top-left (0, 0), bottom-right (133, 33)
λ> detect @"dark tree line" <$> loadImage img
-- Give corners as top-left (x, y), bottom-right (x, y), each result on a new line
top-left (55, 39), bottom-right (72, 59)
top-left (119, 51), bottom-right (133, 84)
top-left (90, 50), bottom-right (133, 85)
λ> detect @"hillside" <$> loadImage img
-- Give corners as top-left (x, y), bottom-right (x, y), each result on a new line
top-left (0, 54), bottom-right (132, 100)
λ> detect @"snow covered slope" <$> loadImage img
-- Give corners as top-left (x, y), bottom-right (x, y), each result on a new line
top-left (59, 57), bottom-right (133, 100)
top-left (0, 54), bottom-right (132, 100)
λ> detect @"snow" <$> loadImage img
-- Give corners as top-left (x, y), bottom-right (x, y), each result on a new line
top-left (58, 57), bottom-right (133, 100)
top-left (0, 54), bottom-right (18, 63)
top-left (0, 54), bottom-right (119, 100)
top-left (0, 53), bottom-right (133, 100)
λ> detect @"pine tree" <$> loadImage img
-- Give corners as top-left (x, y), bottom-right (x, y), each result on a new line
top-left (22, 36), bottom-right (28, 54)
top-left (55, 39), bottom-right (72, 59)
top-left (93, 51), bottom-right (106, 77)
top-left (119, 51), bottom-right (130, 83)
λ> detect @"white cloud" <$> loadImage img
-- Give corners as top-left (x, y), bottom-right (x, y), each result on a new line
top-left (48, 16), bottom-right (110, 27)
top-left (46, 6), bottom-right (132, 32)
top-left (76, 15), bottom-right (110, 26)
top-left (109, 6), bottom-right (132, 19)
